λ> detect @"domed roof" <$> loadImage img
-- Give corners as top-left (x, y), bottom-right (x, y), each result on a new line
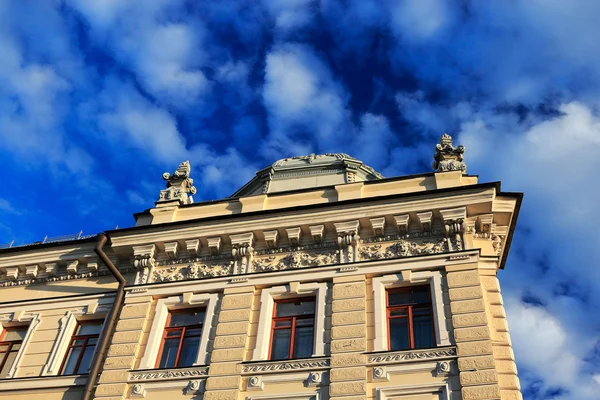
top-left (232, 153), bottom-right (383, 197)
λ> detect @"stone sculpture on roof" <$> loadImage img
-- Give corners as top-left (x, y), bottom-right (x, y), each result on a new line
top-left (157, 160), bottom-right (197, 205)
top-left (432, 133), bottom-right (467, 173)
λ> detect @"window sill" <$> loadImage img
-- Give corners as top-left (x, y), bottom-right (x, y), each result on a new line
top-left (129, 365), bottom-right (209, 383)
top-left (0, 374), bottom-right (87, 391)
top-left (241, 356), bottom-right (330, 374)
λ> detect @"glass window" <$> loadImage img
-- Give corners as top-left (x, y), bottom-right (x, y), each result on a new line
top-left (60, 320), bottom-right (103, 375)
top-left (156, 309), bottom-right (205, 369)
top-left (387, 286), bottom-right (435, 351)
top-left (0, 326), bottom-right (28, 377)
top-left (270, 298), bottom-right (315, 360)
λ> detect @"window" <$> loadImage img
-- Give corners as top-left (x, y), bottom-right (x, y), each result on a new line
top-left (387, 286), bottom-right (435, 351)
top-left (0, 326), bottom-right (28, 377)
top-left (269, 298), bottom-right (315, 360)
top-left (60, 320), bottom-right (103, 375)
top-left (156, 309), bottom-right (205, 368)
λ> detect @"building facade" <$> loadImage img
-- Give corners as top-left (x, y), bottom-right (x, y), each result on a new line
top-left (0, 135), bottom-right (523, 400)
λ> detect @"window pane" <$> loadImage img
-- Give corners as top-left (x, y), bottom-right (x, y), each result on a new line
top-left (389, 318), bottom-right (410, 351)
top-left (185, 328), bottom-right (203, 337)
top-left (178, 337), bottom-right (200, 367)
top-left (62, 347), bottom-right (82, 375)
top-left (389, 308), bottom-right (408, 318)
top-left (158, 338), bottom-right (180, 368)
top-left (270, 329), bottom-right (291, 360)
top-left (274, 319), bottom-right (292, 328)
top-left (388, 286), bottom-right (431, 306)
top-left (166, 329), bottom-right (183, 338)
top-left (169, 310), bottom-right (205, 327)
top-left (77, 322), bottom-right (103, 336)
top-left (293, 326), bottom-right (313, 358)
top-left (295, 317), bottom-right (314, 327)
top-left (275, 300), bottom-right (315, 317)
top-left (413, 315), bottom-right (435, 349)
top-left (77, 345), bottom-right (96, 373)
top-left (0, 345), bottom-right (8, 352)
top-left (2, 327), bottom-right (28, 341)
top-left (0, 351), bottom-right (18, 377)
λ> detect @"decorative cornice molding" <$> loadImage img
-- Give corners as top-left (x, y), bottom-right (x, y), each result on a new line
top-left (129, 366), bottom-right (209, 382)
top-left (242, 358), bottom-right (330, 374)
top-left (367, 347), bottom-right (457, 365)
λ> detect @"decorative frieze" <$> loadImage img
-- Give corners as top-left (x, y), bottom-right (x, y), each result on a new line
top-left (359, 238), bottom-right (447, 261)
top-left (242, 358), bottom-right (329, 374)
top-left (153, 262), bottom-right (233, 283)
top-left (367, 347), bottom-right (457, 365)
top-left (252, 251), bottom-right (337, 272)
top-left (129, 366), bottom-right (209, 382)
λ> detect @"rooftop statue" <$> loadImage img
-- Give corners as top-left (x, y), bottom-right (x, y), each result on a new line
top-left (157, 160), bottom-right (197, 205)
top-left (432, 133), bottom-right (467, 173)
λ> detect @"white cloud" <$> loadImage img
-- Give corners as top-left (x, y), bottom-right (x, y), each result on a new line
top-left (262, 43), bottom-right (349, 158)
top-left (262, 0), bottom-right (317, 36)
top-left (388, 0), bottom-right (450, 42)
top-left (0, 199), bottom-right (18, 215)
top-left (68, 1), bottom-right (209, 107)
top-left (97, 79), bottom-right (188, 163)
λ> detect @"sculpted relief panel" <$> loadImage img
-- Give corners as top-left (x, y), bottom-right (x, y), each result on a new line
top-left (147, 233), bottom-right (453, 284)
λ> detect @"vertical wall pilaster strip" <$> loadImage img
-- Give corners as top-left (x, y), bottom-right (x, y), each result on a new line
top-left (447, 268), bottom-right (501, 400)
top-left (204, 286), bottom-right (255, 400)
top-left (93, 295), bottom-right (154, 400)
top-left (480, 275), bottom-right (523, 400)
top-left (329, 274), bottom-right (367, 400)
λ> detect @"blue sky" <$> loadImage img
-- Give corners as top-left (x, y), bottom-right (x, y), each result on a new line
top-left (0, 1), bottom-right (599, 398)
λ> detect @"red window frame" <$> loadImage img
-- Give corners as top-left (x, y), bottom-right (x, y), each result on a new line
top-left (269, 298), bottom-right (315, 360)
top-left (155, 309), bottom-right (204, 369)
top-left (386, 286), bottom-right (436, 351)
top-left (59, 320), bottom-right (102, 375)
top-left (0, 326), bottom-right (27, 376)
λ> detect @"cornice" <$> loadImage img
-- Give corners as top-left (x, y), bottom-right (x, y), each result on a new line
top-left (109, 185), bottom-right (499, 248)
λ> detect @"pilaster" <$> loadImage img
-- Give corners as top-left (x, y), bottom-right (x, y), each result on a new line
top-left (94, 296), bottom-right (154, 399)
top-left (480, 275), bottom-right (522, 400)
top-left (204, 286), bottom-right (255, 400)
top-left (446, 267), bottom-right (501, 400)
top-left (329, 274), bottom-right (367, 400)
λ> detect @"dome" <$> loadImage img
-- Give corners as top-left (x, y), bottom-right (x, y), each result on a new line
top-left (231, 153), bottom-right (383, 197)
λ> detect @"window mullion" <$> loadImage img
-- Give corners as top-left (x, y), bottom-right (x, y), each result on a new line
top-left (73, 337), bottom-right (88, 374)
top-left (408, 306), bottom-right (414, 349)
top-left (289, 317), bottom-right (296, 358)
top-left (174, 327), bottom-right (186, 367)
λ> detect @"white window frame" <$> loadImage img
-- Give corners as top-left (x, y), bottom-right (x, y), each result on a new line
top-left (252, 282), bottom-right (327, 361)
top-left (0, 311), bottom-right (41, 378)
top-left (372, 270), bottom-right (449, 352)
top-left (42, 305), bottom-right (108, 376)
top-left (138, 292), bottom-right (218, 369)
top-left (376, 382), bottom-right (450, 399)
